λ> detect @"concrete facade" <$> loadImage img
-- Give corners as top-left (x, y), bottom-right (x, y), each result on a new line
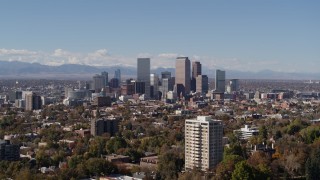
top-left (185, 116), bottom-right (223, 171)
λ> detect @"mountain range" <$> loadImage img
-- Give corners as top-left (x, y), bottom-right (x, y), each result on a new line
top-left (0, 60), bottom-right (319, 80)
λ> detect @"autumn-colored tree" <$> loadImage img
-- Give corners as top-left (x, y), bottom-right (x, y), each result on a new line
top-left (178, 168), bottom-right (202, 180)
top-left (68, 155), bottom-right (84, 169)
top-left (247, 151), bottom-right (271, 168)
top-left (88, 136), bottom-right (108, 157)
top-left (106, 137), bottom-right (128, 154)
top-left (85, 158), bottom-right (118, 177)
top-left (286, 119), bottom-right (307, 135)
top-left (14, 168), bottom-right (33, 180)
top-left (124, 149), bottom-right (143, 163)
top-left (215, 155), bottom-right (244, 180)
top-left (300, 125), bottom-right (320, 144)
top-left (35, 149), bottom-right (52, 167)
top-left (157, 151), bottom-right (184, 180)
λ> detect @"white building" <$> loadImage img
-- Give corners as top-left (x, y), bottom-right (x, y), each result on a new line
top-left (166, 91), bottom-right (177, 100)
top-left (119, 95), bottom-right (133, 102)
top-left (160, 78), bottom-right (169, 100)
top-left (185, 116), bottom-right (223, 171)
top-left (234, 125), bottom-right (259, 140)
top-left (226, 79), bottom-right (239, 93)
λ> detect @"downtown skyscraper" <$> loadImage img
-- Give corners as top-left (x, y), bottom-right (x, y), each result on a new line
top-left (114, 69), bottom-right (121, 82)
top-left (196, 75), bottom-right (209, 94)
top-left (191, 61), bottom-right (202, 92)
top-left (137, 58), bottom-right (151, 99)
top-left (150, 73), bottom-right (159, 99)
top-left (215, 69), bottom-right (226, 93)
top-left (175, 57), bottom-right (191, 97)
top-left (192, 61), bottom-right (202, 79)
top-left (93, 74), bottom-right (106, 93)
top-left (101, 71), bottom-right (108, 87)
top-left (25, 92), bottom-right (42, 111)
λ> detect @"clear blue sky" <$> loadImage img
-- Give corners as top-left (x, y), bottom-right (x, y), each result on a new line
top-left (0, 0), bottom-right (319, 72)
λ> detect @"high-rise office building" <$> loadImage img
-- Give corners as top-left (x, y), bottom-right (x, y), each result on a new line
top-left (25, 92), bottom-right (42, 111)
top-left (196, 75), bottom-right (209, 94)
top-left (85, 81), bottom-right (90, 90)
top-left (9, 90), bottom-right (22, 102)
top-left (64, 87), bottom-right (72, 98)
top-left (185, 116), bottom-right (223, 171)
top-left (150, 73), bottom-right (159, 99)
top-left (114, 69), bottom-right (121, 82)
top-left (191, 61), bottom-right (202, 92)
top-left (77, 81), bottom-right (82, 90)
top-left (192, 61), bottom-right (202, 79)
top-left (229, 79), bottom-right (239, 92)
top-left (215, 70), bottom-right (226, 93)
top-left (175, 57), bottom-right (191, 97)
top-left (160, 78), bottom-right (169, 100)
top-left (121, 83), bottom-right (135, 96)
top-left (137, 58), bottom-right (151, 98)
top-left (33, 94), bottom-right (42, 110)
top-left (109, 78), bottom-right (120, 88)
top-left (134, 81), bottom-right (145, 94)
top-left (93, 74), bottom-right (106, 93)
top-left (161, 71), bottom-right (171, 79)
top-left (93, 96), bottom-right (112, 107)
top-left (101, 71), bottom-right (109, 87)
top-left (161, 71), bottom-right (173, 91)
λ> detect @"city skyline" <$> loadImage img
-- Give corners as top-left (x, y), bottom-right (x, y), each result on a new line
top-left (0, 1), bottom-right (319, 73)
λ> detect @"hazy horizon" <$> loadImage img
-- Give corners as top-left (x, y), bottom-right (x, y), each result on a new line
top-left (0, 1), bottom-right (319, 73)
top-left (1, 60), bottom-right (320, 80)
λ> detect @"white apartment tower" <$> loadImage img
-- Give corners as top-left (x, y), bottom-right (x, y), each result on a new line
top-left (185, 116), bottom-right (223, 171)
top-left (137, 58), bottom-right (151, 98)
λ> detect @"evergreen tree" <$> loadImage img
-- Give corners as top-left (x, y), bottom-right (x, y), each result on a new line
top-left (259, 125), bottom-right (268, 140)
top-left (231, 161), bottom-right (255, 180)
top-left (305, 149), bottom-right (320, 180)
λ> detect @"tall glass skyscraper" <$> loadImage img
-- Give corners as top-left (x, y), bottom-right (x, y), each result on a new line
top-left (191, 61), bottom-right (202, 92)
top-left (150, 73), bottom-right (159, 99)
top-left (215, 69), bottom-right (226, 93)
top-left (196, 75), bottom-right (209, 94)
top-left (114, 69), bottom-right (121, 82)
top-left (93, 74), bottom-right (106, 93)
top-left (101, 71), bottom-right (108, 86)
top-left (137, 58), bottom-right (150, 98)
